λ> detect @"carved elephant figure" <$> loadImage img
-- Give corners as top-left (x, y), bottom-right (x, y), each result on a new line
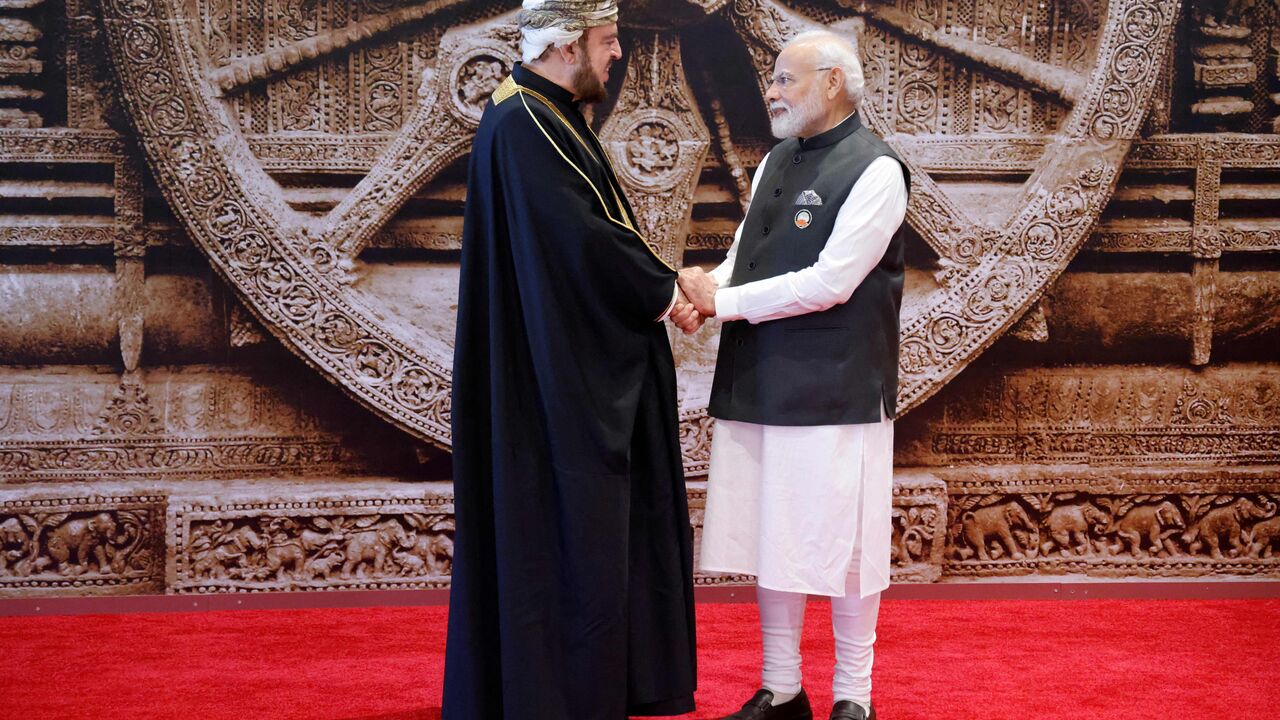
top-left (1114, 501), bottom-right (1184, 557)
top-left (342, 519), bottom-right (411, 579)
top-left (265, 540), bottom-right (306, 581)
top-left (1248, 516), bottom-right (1280, 558)
top-left (1183, 497), bottom-right (1277, 559)
top-left (1042, 503), bottom-right (1110, 557)
top-left (392, 547), bottom-right (427, 576)
top-left (960, 502), bottom-right (1036, 561)
top-left (260, 519), bottom-right (307, 581)
top-left (43, 513), bottom-right (118, 575)
top-left (303, 548), bottom-right (345, 581)
top-left (420, 532), bottom-right (454, 575)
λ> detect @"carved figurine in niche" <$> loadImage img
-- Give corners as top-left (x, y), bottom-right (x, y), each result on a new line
top-left (341, 517), bottom-right (412, 579)
top-left (1113, 501), bottom-right (1184, 558)
top-left (1248, 515), bottom-right (1280, 558)
top-left (41, 512), bottom-right (121, 575)
top-left (1182, 497), bottom-right (1276, 558)
top-left (627, 121), bottom-right (679, 174)
top-left (958, 501), bottom-right (1037, 561)
top-left (0, 516), bottom-right (37, 576)
top-left (458, 57), bottom-right (507, 108)
top-left (1041, 502), bottom-right (1111, 557)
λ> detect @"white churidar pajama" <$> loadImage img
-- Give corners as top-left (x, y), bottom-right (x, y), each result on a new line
top-left (698, 150), bottom-right (909, 708)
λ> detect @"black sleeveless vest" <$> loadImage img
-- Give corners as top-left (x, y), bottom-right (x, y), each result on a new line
top-left (708, 113), bottom-right (909, 426)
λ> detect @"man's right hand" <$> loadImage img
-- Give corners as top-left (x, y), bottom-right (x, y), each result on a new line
top-left (677, 267), bottom-right (718, 317)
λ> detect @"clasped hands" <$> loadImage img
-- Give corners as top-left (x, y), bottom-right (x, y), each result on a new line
top-left (668, 267), bottom-right (718, 335)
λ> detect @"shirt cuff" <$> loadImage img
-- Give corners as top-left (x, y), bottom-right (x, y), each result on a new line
top-left (715, 287), bottom-right (743, 321)
top-left (655, 284), bottom-right (680, 322)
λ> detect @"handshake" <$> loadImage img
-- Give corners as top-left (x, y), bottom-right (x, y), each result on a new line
top-left (669, 266), bottom-right (718, 335)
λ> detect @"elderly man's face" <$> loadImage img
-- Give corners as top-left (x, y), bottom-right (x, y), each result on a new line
top-left (572, 23), bottom-right (623, 103)
top-left (765, 44), bottom-right (834, 139)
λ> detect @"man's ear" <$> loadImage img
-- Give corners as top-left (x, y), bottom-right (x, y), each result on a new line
top-left (557, 39), bottom-right (581, 65)
top-left (827, 67), bottom-right (845, 101)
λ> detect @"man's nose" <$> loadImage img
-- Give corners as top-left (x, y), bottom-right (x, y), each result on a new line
top-left (765, 85), bottom-right (780, 103)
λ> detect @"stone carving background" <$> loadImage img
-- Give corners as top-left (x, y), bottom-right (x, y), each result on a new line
top-left (0, 0), bottom-right (1278, 595)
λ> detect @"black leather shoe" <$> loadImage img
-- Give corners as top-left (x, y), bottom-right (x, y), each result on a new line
top-left (829, 700), bottom-right (875, 720)
top-left (720, 688), bottom-right (814, 720)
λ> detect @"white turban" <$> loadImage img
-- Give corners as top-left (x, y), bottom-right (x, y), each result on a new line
top-left (518, 0), bottom-right (619, 63)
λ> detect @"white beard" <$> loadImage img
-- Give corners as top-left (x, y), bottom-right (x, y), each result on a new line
top-left (769, 89), bottom-right (825, 139)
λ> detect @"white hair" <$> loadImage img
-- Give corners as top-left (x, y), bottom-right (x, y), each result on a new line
top-left (785, 29), bottom-right (865, 107)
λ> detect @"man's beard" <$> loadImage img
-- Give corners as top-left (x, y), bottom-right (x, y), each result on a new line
top-left (769, 88), bottom-right (824, 139)
top-left (572, 59), bottom-right (607, 104)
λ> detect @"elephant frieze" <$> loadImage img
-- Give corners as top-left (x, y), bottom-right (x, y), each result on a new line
top-left (341, 518), bottom-right (412, 579)
top-left (1114, 501), bottom-right (1184, 558)
top-left (1042, 503), bottom-right (1111, 557)
top-left (1183, 497), bottom-right (1277, 559)
top-left (957, 502), bottom-right (1037, 561)
top-left (41, 512), bottom-right (120, 575)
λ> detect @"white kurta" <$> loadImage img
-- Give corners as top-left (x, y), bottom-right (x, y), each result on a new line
top-left (698, 150), bottom-right (909, 599)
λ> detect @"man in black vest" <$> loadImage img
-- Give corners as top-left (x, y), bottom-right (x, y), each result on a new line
top-left (679, 30), bottom-right (909, 720)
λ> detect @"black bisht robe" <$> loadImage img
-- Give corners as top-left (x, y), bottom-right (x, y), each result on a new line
top-left (443, 63), bottom-right (697, 719)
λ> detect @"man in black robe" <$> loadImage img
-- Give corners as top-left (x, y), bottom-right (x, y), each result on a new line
top-left (443, 2), bottom-right (700, 718)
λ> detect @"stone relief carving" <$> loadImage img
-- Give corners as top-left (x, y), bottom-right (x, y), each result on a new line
top-left (946, 487), bottom-right (1280, 576)
top-left (0, 369), bottom-right (374, 482)
top-left (185, 513), bottom-right (455, 585)
top-left (899, 366), bottom-right (1280, 467)
top-left (171, 493), bottom-right (457, 592)
top-left (90, 0), bottom-right (1180, 466)
top-left (0, 494), bottom-right (164, 594)
top-left (7, 478), bottom-right (1277, 596)
top-left (1, 1), bottom-right (1279, 597)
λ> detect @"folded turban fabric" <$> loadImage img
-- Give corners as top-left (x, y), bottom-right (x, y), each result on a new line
top-left (518, 0), bottom-right (620, 63)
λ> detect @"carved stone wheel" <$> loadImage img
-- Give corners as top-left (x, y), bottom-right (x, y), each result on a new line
top-left (97, 0), bottom-right (1178, 474)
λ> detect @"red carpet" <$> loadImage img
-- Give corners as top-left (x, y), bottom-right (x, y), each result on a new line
top-left (2, 598), bottom-right (1278, 719)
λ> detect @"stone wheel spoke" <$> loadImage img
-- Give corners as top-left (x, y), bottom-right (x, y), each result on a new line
top-left (321, 72), bottom-right (472, 262)
top-left (313, 13), bottom-right (524, 263)
top-left (599, 32), bottom-right (711, 268)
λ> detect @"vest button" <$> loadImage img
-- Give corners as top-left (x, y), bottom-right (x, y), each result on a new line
top-left (793, 154), bottom-right (803, 164)
top-left (762, 225), bottom-right (770, 235)
top-left (736, 338), bottom-right (744, 347)
top-left (772, 188), bottom-right (782, 197)
top-left (747, 261), bottom-right (757, 270)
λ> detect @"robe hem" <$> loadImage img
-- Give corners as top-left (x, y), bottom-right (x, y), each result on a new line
top-left (628, 693), bottom-right (696, 716)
